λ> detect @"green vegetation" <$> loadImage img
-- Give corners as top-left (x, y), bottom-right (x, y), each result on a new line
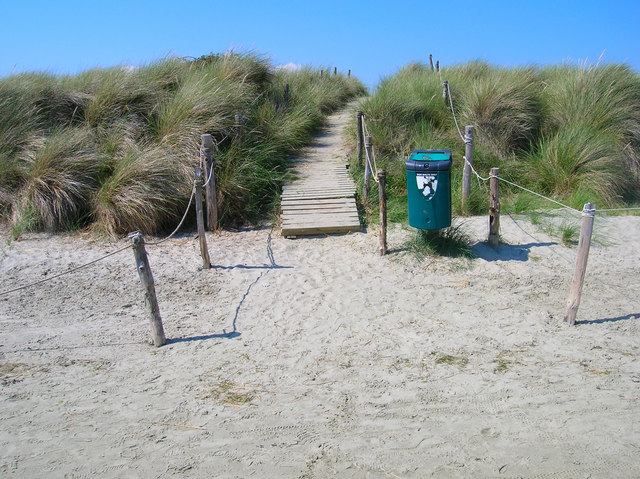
top-left (351, 61), bottom-right (640, 223)
top-left (0, 52), bottom-right (365, 236)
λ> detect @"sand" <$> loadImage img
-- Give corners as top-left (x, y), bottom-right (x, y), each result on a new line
top-left (1, 107), bottom-right (639, 478)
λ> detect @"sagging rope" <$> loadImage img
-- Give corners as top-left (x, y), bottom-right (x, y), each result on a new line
top-left (361, 114), bottom-right (380, 184)
top-left (0, 178), bottom-right (199, 296)
top-left (446, 81), bottom-right (466, 143)
top-left (0, 244), bottom-right (130, 297)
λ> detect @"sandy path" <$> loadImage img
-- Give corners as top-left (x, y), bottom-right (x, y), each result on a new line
top-left (1, 106), bottom-right (639, 478)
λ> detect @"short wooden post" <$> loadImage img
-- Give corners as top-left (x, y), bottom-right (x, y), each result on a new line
top-left (130, 233), bottom-right (166, 347)
top-left (429, 54), bottom-right (434, 71)
top-left (488, 167), bottom-right (500, 247)
top-left (462, 125), bottom-right (474, 209)
top-left (334, 67), bottom-right (337, 75)
top-left (443, 81), bottom-right (449, 106)
top-left (436, 60), bottom-right (440, 72)
top-left (356, 111), bottom-right (364, 166)
top-left (364, 135), bottom-right (373, 201)
top-left (201, 134), bottom-right (217, 231)
top-left (348, 69), bottom-right (351, 78)
top-left (284, 83), bottom-right (290, 105)
top-left (564, 203), bottom-right (596, 326)
top-left (195, 167), bottom-right (211, 269)
top-left (320, 70), bottom-right (323, 78)
top-left (378, 169), bottom-right (387, 256)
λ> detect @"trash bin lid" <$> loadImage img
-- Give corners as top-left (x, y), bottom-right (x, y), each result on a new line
top-left (405, 149), bottom-right (452, 171)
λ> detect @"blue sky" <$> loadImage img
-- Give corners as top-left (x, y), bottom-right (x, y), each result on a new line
top-left (1, 0), bottom-right (638, 89)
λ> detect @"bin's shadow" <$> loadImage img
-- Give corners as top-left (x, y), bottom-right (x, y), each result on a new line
top-left (471, 241), bottom-right (556, 262)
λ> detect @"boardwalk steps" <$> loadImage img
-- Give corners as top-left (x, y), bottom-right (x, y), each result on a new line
top-left (280, 158), bottom-right (361, 236)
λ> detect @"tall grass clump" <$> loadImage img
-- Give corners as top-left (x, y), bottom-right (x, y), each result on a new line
top-left (93, 144), bottom-right (191, 236)
top-left (12, 128), bottom-right (101, 233)
top-left (0, 51), bottom-right (365, 236)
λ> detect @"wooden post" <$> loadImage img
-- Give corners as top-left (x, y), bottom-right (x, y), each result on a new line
top-left (564, 203), bottom-right (596, 326)
top-left (488, 167), bottom-right (500, 248)
top-left (334, 67), bottom-right (337, 75)
top-left (320, 70), bottom-right (323, 78)
top-left (436, 60), bottom-right (440, 72)
top-left (462, 125), bottom-right (474, 209)
top-left (356, 111), bottom-right (364, 166)
top-left (378, 169), bottom-right (387, 256)
top-left (348, 69), bottom-right (351, 78)
top-left (284, 83), bottom-right (290, 105)
top-left (443, 81), bottom-right (449, 106)
top-left (429, 54), bottom-right (434, 72)
top-left (130, 233), bottom-right (166, 347)
top-left (364, 135), bottom-right (373, 201)
top-left (201, 134), bottom-right (217, 231)
top-left (195, 167), bottom-right (211, 269)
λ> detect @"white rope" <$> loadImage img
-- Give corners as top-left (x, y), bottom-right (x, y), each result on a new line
top-left (597, 207), bottom-right (640, 213)
top-left (0, 244), bottom-right (130, 297)
top-left (446, 82), bottom-right (466, 143)
top-left (361, 115), bottom-right (380, 184)
top-left (147, 182), bottom-right (197, 246)
top-left (463, 155), bottom-right (492, 181)
top-left (496, 176), bottom-right (582, 215)
top-left (460, 155), bottom-right (581, 214)
top-left (202, 161), bottom-right (214, 188)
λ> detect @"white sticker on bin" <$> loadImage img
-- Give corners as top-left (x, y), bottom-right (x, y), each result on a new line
top-left (416, 173), bottom-right (438, 199)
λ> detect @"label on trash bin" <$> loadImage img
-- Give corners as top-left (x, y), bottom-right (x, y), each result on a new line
top-left (416, 173), bottom-right (438, 199)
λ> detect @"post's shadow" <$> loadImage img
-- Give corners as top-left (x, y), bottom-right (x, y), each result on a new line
top-left (577, 313), bottom-right (639, 325)
top-left (167, 331), bottom-right (240, 344)
top-left (471, 241), bottom-right (556, 262)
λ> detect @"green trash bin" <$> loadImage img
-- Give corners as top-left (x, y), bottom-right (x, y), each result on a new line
top-left (405, 149), bottom-right (452, 230)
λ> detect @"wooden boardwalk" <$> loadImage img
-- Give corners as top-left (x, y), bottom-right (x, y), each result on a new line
top-left (280, 107), bottom-right (361, 236)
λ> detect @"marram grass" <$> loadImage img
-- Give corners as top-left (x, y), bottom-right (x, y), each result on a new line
top-left (0, 52), bottom-right (365, 235)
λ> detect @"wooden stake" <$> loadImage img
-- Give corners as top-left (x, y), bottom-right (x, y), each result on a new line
top-left (284, 83), bottom-right (290, 105)
top-left (201, 134), bottom-right (217, 231)
top-left (364, 135), bottom-right (373, 201)
top-left (443, 81), bottom-right (449, 106)
top-left (564, 203), bottom-right (596, 326)
top-left (488, 167), bottom-right (500, 248)
top-left (436, 60), bottom-right (440, 72)
top-left (334, 67), bottom-right (337, 75)
top-left (356, 111), bottom-right (364, 166)
top-left (195, 167), bottom-right (211, 269)
top-left (462, 125), bottom-right (474, 209)
top-left (378, 169), bottom-right (387, 256)
top-left (348, 69), bottom-right (351, 78)
top-left (130, 233), bottom-right (166, 347)
top-left (429, 54), bottom-right (434, 71)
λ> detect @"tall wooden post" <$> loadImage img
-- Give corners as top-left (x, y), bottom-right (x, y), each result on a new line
top-left (364, 135), bottom-right (373, 201)
top-left (462, 125), bottom-right (474, 209)
top-left (348, 69), bottom-right (351, 78)
top-left (356, 111), bottom-right (364, 166)
top-left (429, 54), bottom-right (434, 72)
top-left (130, 233), bottom-right (166, 347)
top-left (488, 167), bottom-right (500, 248)
top-left (201, 134), bottom-right (217, 231)
top-left (334, 67), bottom-right (337, 75)
top-left (443, 81), bottom-right (449, 106)
top-left (378, 169), bottom-right (387, 256)
top-left (436, 60), bottom-right (440, 72)
top-left (195, 167), bottom-right (211, 269)
top-left (564, 203), bottom-right (596, 326)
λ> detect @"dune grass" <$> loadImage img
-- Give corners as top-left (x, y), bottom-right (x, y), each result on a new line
top-left (352, 60), bottom-right (640, 223)
top-left (0, 52), bottom-right (365, 236)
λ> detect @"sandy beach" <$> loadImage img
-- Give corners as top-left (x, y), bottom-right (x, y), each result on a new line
top-left (1, 107), bottom-right (639, 478)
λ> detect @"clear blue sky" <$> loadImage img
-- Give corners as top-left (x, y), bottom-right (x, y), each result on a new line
top-left (1, 0), bottom-right (638, 89)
